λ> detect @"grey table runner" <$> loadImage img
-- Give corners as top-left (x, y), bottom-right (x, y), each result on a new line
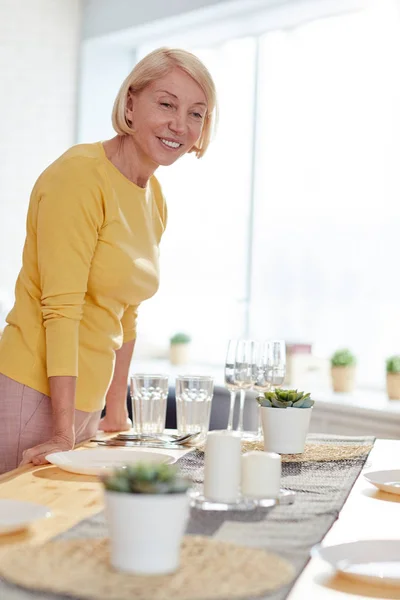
top-left (0, 434), bottom-right (374, 600)
top-left (178, 434), bottom-right (374, 599)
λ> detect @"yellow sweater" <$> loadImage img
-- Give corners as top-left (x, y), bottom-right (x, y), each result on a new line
top-left (0, 142), bottom-right (167, 412)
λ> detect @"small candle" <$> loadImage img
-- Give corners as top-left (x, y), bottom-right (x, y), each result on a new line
top-left (241, 451), bottom-right (281, 499)
top-left (204, 431), bottom-right (241, 503)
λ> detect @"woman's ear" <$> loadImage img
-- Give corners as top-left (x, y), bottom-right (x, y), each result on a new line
top-left (125, 90), bottom-right (134, 126)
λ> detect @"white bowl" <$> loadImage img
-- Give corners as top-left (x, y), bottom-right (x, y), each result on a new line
top-left (364, 469), bottom-right (400, 495)
top-left (0, 499), bottom-right (51, 535)
top-left (313, 540), bottom-right (400, 585)
top-left (46, 449), bottom-right (175, 476)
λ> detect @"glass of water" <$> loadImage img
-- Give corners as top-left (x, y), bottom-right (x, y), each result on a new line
top-left (130, 374), bottom-right (169, 434)
top-left (175, 376), bottom-right (214, 441)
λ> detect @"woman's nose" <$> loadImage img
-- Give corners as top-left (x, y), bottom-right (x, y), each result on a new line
top-left (168, 113), bottom-right (186, 135)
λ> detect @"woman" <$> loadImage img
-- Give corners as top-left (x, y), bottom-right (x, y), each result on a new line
top-left (0, 47), bottom-right (217, 474)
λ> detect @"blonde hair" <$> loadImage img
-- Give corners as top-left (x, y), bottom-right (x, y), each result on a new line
top-left (112, 47), bottom-right (217, 158)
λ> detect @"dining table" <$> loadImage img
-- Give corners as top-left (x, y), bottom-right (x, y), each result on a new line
top-left (0, 434), bottom-right (399, 600)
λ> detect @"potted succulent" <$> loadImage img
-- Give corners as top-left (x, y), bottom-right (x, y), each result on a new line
top-left (257, 389), bottom-right (314, 454)
top-left (330, 348), bottom-right (356, 393)
top-left (386, 356), bottom-right (400, 400)
top-left (101, 463), bottom-right (191, 574)
top-left (169, 332), bottom-right (191, 365)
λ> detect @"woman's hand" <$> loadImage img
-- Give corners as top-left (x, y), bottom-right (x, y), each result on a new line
top-left (98, 413), bottom-right (132, 432)
top-left (19, 432), bottom-right (74, 467)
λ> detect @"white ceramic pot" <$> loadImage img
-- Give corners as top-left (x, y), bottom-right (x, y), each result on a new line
top-left (105, 491), bottom-right (190, 574)
top-left (260, 407), bottom-right (313, 454)
top-left (386, 373), bottom-right (400, 400)
top-left (169, 343), bottom-right (190, 365)
top-left (331, 366), bottom-right (356, 392)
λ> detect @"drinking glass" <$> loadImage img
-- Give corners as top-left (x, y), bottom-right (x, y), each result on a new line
top-left (130, 374), bottom-right (169, 434)
top-left (175, 376), bottom-right (214, 441)
top-left (224, 339), bottom-right (239, 430)
top-left (234, 340), bottom-right (258, 433)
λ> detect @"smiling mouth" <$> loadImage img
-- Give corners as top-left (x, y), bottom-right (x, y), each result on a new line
top-left (158, 137), bottom-right (183, 150)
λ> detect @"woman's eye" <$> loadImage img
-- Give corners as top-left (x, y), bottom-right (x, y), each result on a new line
top-left (160, 102), bottom-right (172, 108)
top-left (192, 112), bottom-right (204, 119)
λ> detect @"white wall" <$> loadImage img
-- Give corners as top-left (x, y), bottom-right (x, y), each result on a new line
top-left (0, 0), bottom-right (82, 319)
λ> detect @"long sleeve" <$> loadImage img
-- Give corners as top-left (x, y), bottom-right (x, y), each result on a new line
top-left (0, 143), bottom-right (163, 413)
top-left (121, 305), bottom-right (139, 343)
top-left (36, 159), bottom-right (105, 377)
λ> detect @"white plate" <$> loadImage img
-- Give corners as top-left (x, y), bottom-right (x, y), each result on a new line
top-left (364, 469), bottom-right (400, 495)
top-left (313, 540), bottom-right (400, 585)
top-left (46, 449), bottom-right (176, 476)
top-left (0, 499), bottom-right (51, 535)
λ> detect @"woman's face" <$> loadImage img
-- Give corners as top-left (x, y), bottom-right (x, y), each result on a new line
top-left (126, 67), bottom-right (207, 167)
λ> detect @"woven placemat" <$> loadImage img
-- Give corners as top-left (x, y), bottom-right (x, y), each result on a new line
top-left (241, 440), bottom-right (374, 462)
top-left (197, 440), bottom-right (373, 462)
top-left (0, 536), bottom-right (294, 600)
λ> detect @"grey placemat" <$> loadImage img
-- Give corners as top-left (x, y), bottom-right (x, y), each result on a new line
top-left (0, 434), bottom-right (374, 600)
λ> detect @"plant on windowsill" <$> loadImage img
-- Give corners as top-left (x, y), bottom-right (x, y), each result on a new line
top-left (330, 348), bottom-right (356, 393)
top-left (101, 463), bottom-right (191, 575)
top-left (386, 356), bottom-right (400, 400)
top-left (256, 389), bottom-right (314, 454)
top-left (169, 332), bottom-right (191, 366)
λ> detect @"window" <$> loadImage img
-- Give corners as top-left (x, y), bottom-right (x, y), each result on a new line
top-left (131, 0), bottom-right (400, 387)
top-left (136, 39), bottom-right (256, 364)
top-left (250, 1), bottom-right (400, 387)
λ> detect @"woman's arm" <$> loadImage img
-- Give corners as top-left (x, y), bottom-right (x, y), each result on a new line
top-left (20, 338), bottom-right (135, 463)
top-left (20, 159), bottom-right (104, 466)
top-left (19, 375), bottom-right (77, 466)
top-left (99, 339), bottom-right (135, 432)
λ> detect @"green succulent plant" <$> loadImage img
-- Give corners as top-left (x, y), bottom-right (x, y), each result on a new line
top-left (257, 388), bottom-right (314, 409)
top-left (386, 355), bottom-right (400, 374)
top-left (101, 463), bottom-right (191, 494)
top-left (170, 332), bottom-right (191, 345)
top-left (330, 348), bottom-right (356, 368)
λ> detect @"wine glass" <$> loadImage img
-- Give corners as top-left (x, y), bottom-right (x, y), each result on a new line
top-left (252, 341), bottom-right (273, 439)
top-left (265, 340), bottom-right (286, 389)
top-left (224, 339), bottom-right (239, 430)
top-left (253, 341), bottom-right (272, 394)
top-left (234, 339), bottom-right (258, 434)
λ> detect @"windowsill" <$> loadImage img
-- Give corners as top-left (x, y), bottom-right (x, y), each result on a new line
top-left (312, 388), bottom-right (400, 417)
top-left (131, 357), bottom-right (400, 415)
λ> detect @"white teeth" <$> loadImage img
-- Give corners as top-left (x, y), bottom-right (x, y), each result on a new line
top-left (161, 138), bottom-right (181, 149)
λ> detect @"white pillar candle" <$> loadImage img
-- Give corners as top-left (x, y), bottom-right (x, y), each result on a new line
top-left (241, 451), bottom-right (281, 499)
top-left (203, 431), bottom-right (241, 503)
